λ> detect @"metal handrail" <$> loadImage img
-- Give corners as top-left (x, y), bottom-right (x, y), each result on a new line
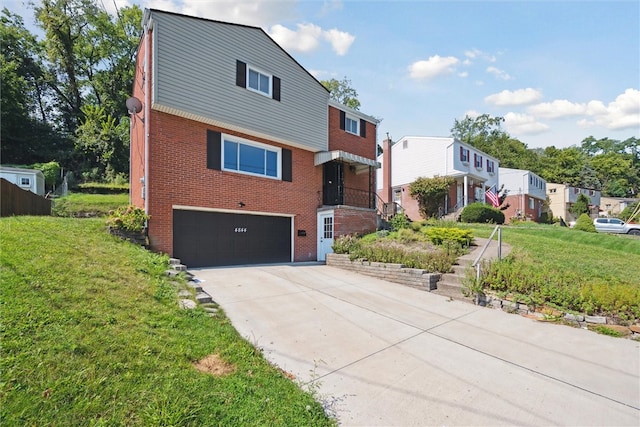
top-left (471, 224), bottom-right (502, 281)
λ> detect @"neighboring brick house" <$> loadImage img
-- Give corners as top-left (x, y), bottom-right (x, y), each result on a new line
top-left (599, 196), bottom-right (639, 217)
top-left (496, 167), bottom-right (547, 223)
top-left (546, 183), bottom-right (601, 223)
top-left (129, 9), bottom-right (379, 267)
top-left (376, 136), bottom-right (498, 221)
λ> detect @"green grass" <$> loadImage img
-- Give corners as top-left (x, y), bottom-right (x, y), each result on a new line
top-left (0, 217), bottom-right (334, 426)
top-left (52, 192), bottom-right (130, 217)
top-left (459, 222), bottom-right (640, 319)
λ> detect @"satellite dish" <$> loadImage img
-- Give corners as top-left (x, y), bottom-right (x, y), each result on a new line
top-left (126, 97), bottom-right (143, 114)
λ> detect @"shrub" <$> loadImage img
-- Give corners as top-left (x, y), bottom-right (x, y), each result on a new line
top-left (389, 214), bottom-right (410, 231)
top-left (573, 213), bottom-right (596, 233)
top-left (332, 234), bottom-right (361, 254)
top-left (106, 205), bottom-right (150, 232)
top-left (424, 227), bottom-right (473, 248)
top-left (460, 203), bottom-right (505, 224)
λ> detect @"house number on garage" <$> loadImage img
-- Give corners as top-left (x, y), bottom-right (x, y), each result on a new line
top-left (234, 227), bottom-right (247, 233)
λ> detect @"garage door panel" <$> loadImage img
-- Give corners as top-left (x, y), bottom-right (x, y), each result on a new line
top-left (173, 210), bottom-right (291, 267)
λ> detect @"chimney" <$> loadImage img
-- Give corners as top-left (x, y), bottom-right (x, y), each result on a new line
top-left (382, 135), bottom-right (393, 204)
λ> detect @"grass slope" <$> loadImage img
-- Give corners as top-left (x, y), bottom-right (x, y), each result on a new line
top-left (52, 193), bottom-right (129, 217)
top-left (1, 217), bottom-right (333, 426)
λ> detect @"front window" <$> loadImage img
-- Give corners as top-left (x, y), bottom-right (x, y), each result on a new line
top-left (223, 136), bottom-right (280, 178)
top-left (20, 177), bottom-right (30, 186)
top-left (345, 116), bottom-right (359, 135)
top-left (460, 147), bottom-right (469, 163)
top-left (474, 153), bottom-right (483, 169)
top-left (247, 66), bottom-right (271, 96)
top-left (486, 160), bottom-right (495, 173)
top-left (529, 197), bottom-right (535, 209)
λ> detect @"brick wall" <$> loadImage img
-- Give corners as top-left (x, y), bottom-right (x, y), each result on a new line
top-left (130, 32), bottom-right (149, 210)
top-left (145, 111), bottom-right (321, 261)
top-left (327, 106), bottom-right (377, 159)
top-left (334, 207), bottom-right (377, 236)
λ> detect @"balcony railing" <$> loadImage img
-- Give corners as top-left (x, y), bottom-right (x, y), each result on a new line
top-left (324, 186), bottom-right (375, 209)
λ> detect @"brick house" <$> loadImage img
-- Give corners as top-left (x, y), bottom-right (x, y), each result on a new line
top-left (129, 9), bottom-right (379, 267)
top-left (377, 136), bottom-right (498, 220)
top-left (495, 167), bottom-right (547, 223)
top-left (547, 183), bottom-right (601, 223)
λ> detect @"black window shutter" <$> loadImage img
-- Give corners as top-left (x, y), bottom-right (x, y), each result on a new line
top-left (272, 76), bottom-right (281, 101)
top-left (282, 149), bottom-right (292, 182)
top-left (339, 111), bottom-right (345, 130)
top-left (207, 130), bottom-right (221, 170)
top-left (236, 60), bottom-right (246, 88)
top-left (360, 119), bottom-right (366, 138)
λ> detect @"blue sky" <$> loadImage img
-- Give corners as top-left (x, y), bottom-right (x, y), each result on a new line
top-left (8, 0), bottom-right (639, 149)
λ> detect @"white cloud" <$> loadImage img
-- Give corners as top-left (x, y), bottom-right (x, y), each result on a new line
top-left (527, 88), bottom-right (639, 131)
top-left (323, 28), bottom-right (355, 56)
top-left (578, 88), bottom-right (640, 130)
top-left (147, 0), bottom-right (298, 27)
top-left (504, 112), bottom-right (549, 135)
top-left (408, 55), bottom-right (459, 80)
top-left (486, 66), bottom-right (512, 80)
top-left (464, 49), bottom-right (482, 59)
top-left (269, 23), bottom-right (322, 53)
top-left (464, 110), bottom-right (481, 118)
top-left (458, 71), bottom-right (469, 78)
top-left (485, 88), bottom-right (542, 106)
top-left (320, 0), bottom-right (343, 15)
top-left (268, 24), bottom-right (355, 56)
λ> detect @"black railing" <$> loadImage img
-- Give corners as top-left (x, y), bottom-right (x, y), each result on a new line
top-left (324, 186), bottom-right (375, 209)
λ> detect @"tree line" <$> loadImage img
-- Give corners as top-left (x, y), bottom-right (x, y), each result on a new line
top-left (2, 1), bottom-right (638, 198)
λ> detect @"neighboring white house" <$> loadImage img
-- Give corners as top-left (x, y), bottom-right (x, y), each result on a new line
top-left (547, 183), bottom-right (601, 222)
top-left (377, 136), bottom-right (499, 220)
top-left (494, 167), bottom-right (547, 222)
top-left (0, 166), bottom-right (45, 196)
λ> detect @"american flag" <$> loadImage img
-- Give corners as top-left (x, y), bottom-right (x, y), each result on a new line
top-left (485, 185), bottom-right (500, 207)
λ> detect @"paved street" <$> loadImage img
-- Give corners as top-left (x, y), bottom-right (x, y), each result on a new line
top-left (194, 263), bottom-right (640, 426)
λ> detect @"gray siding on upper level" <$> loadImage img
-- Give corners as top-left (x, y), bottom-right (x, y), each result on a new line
top-left (148, 10), bottom-right (328, 152)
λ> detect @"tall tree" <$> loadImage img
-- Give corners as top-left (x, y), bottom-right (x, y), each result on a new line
top-left (321, 77), bottom-right (361, 110)
top-left (0, 8), bottom-right (71, 164)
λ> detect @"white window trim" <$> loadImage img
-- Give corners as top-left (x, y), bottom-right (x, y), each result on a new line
top-left (221, 134), bottom-right (281, 180)
top-left (345, 115), bottom-right (359, 135)
top-left (246, 65), bottom-right (272, 97)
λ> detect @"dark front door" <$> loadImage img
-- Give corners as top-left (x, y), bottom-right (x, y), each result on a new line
top-left (323, 162), bottom-right (344, 205)
top-left (173, 210), bottom-right (292, 268)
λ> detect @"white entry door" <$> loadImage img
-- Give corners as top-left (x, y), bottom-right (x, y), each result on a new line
top-left (317, 211), bottom-right (334, 261)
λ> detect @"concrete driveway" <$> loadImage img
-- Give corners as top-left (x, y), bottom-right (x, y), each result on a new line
top-left (193, 263), bottom-right (639, 426)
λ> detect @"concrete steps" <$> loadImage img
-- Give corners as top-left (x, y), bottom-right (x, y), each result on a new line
top-left (432, 237), bottom-right (510, 301)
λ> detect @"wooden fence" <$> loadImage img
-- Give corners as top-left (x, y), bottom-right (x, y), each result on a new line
top-left (1, 178), bottom-right (51, 217)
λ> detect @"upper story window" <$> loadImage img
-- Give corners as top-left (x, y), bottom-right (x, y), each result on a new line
top-left (486, 160), bottom-right (495, 174)
top-left (236, 60), bottom-right (281, 101)
top-left (345, 116), bottom-right (359, 135)
top-left (339, 110), bottom-right (366, 137)
top-left (474, 153), bottom-right (483, 169)
top-left (460, 147), bottom-right (469, 163)
top-left (20, 177), bottom-right (30, 186)
top-left (223, 137), bottom-right (280, 179)
top-left (247, 67), bottom-right (271, 96)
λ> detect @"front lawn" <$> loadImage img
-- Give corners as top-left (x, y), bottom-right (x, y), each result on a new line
top-left (0, 216), bottom-right (334, 426)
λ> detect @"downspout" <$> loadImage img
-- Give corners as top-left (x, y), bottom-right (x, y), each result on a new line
top-left (143, 19), bottom-right (152, 214)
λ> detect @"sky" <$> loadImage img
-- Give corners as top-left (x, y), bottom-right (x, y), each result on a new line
top-left (6, 0), bottom-right (640, 149)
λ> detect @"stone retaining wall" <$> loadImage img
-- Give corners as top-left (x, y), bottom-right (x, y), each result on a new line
top-left (326, 253), bottom-right (440, 291)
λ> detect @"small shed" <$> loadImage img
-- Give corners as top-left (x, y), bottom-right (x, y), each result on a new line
top-left (0, 166), bottom-right (46, 196)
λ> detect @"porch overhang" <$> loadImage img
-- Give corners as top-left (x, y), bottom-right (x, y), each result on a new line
top-left (314, 150), bottom-right (380, 174)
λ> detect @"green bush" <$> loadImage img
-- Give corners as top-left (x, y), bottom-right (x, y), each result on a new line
top-left (332, 234), bottom-right (361, 254)
top-left (106, 205), bottom-right (150, 232)
top-left (574, 213), bottom-right (596, 233)
top-left (348, 240), bottom-right (457, 273)
top-left (424, 227), bottom-right (473, 247)
top-left (389, 214), bottom-right (410, 231)
top-left (460, 203), bottom-right (505, 224)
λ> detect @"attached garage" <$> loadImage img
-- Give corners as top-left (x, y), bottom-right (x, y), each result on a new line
top-left (173, 208), bottom-right (293, 268)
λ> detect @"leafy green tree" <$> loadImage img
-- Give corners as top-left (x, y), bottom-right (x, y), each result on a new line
top-left (409, 176), bottom-right (455, 219)
top-left (75, 105), bottom-right (129, 178)
top-left (321, 77), bottom-right (361, 110)
top-left (570, 194), bottom-right (591, 217)
top-left (538, 146), bottom-right (586, 187)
